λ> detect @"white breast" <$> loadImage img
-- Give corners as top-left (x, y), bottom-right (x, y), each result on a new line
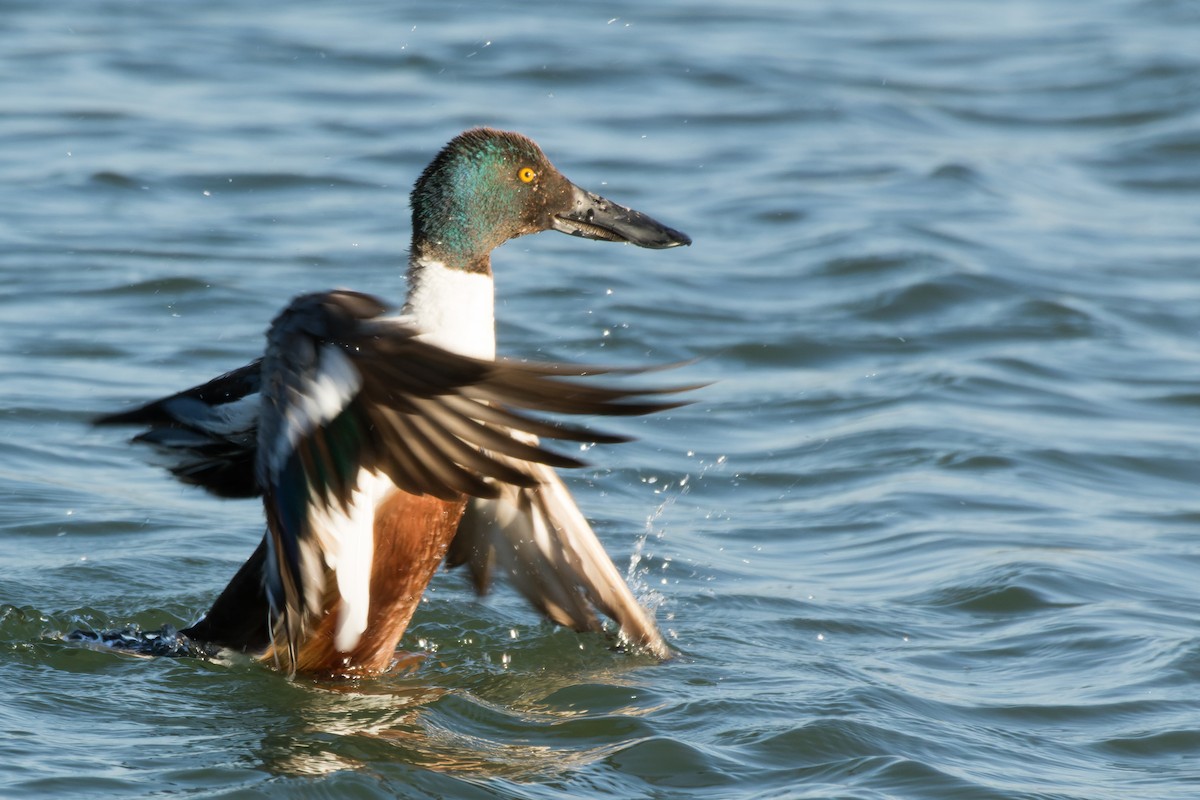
top-left (404, 260), bottom-right (496, 360)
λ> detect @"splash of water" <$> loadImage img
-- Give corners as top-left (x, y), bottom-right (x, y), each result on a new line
top-left (626, 451), bottom-right (728, 643)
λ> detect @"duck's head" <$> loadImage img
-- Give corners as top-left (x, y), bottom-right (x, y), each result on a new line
top-left (411, 128), bottom-right (691, 272)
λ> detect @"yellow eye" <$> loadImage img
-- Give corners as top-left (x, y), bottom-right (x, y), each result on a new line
top-left (518, 166), bottom-right (537, 183)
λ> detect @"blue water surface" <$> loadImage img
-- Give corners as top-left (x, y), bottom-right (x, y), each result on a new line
top-left (3, 1), bottom-right (1200, 797)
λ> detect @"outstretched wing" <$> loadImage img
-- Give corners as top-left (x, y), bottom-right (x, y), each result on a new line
top-left (256, 290), bottom-right (687, 669)
top-left (96, 361), bottom-right (263, 499)
top-left (451, 462), bottom-right (673, 660)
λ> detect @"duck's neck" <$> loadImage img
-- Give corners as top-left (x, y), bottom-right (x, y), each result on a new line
top-left (403, 255), bottom-right (496, 360)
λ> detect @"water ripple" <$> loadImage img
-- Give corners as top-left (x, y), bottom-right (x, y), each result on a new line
top-left (4, 0), bottom-right (1200, 798)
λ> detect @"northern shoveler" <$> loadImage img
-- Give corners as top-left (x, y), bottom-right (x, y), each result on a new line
top-left (99, 129), bottom-right (692, 678)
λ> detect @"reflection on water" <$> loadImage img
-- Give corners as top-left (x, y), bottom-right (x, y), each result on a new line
top-left (252, 644), bottom-right (664, 782)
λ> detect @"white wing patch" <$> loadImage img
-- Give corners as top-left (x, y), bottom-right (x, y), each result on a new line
top-left (180, 392), bottom-right (260, 437)
top-left (271, 344), bottom-right (362, 474)
top-left (306, 468), bottom-right (395, 653)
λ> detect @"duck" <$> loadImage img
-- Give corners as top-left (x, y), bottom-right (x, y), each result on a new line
top-left (98, 129), bottom-right (692, 677)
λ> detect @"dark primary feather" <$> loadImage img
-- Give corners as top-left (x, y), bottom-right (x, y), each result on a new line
top-left (95, 360), bottom-right (263, 498)
top-left (95, 360), bottom-right (263, 427)
top-left (258, 289), bottom-right (690, 508)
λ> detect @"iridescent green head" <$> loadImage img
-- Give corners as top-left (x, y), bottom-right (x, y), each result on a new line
top-left (410, 128), bottom-right (690, 273)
